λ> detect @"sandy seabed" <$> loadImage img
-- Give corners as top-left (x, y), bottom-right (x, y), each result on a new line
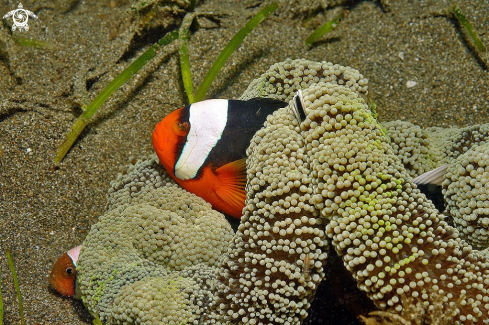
top-left (0, 0), bottom-right (488, 324)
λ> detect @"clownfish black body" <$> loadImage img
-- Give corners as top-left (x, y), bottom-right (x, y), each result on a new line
top-left (153, 97), bottom-right (288, 219)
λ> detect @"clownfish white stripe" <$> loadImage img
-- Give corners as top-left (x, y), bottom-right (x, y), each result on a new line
top-left (67, 245), bottom-right (81, 267)
top-left (175, 99), bottom-right (229, 180)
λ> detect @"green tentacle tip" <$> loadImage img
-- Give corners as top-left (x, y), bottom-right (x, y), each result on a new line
top-left (451, 5), bottom-right (487, 53)
top-left (305, 12), bottom-right (342, 47)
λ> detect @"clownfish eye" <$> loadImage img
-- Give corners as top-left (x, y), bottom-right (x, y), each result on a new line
top-left (174, 121), bottom-right (190, 136)
top-left (65, 266), bottom-right (75, 276)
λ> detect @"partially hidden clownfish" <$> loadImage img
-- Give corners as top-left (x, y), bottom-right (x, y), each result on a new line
top-left (50, 245), bottom-right (81, 298)
top-left (50, 93), bottom-right (450, 298)
top-left (152, 97), bottom-right (287, 219)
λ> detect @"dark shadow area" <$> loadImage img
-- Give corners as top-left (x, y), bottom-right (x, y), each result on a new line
top-left (306, 37), bottom-right (342, 50)
top-left (304, 249), bottom-right (377, 325)
top-left (118, 24), bottom-right (179, 64)
top-left (71, 296), bottom-right (93, 323)
top-left (0, 108), bottom-right (27, 123)
top-left (225, 213), bottom-right (241, 232)
top-left (46, 285), bottom-right (93, 323)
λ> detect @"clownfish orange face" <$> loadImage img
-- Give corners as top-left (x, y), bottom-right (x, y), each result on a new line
top-left (152, 98), bottom-right (288, 218)
top-left (152, 107), bottom-right (190, 178)
top-left (50, 245), bottom-right (81, 297)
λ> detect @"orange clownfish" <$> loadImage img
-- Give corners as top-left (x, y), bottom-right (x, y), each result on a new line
top-left (153, 98), bottom-right (287, 219)
top-left (50, 245), bottom-right (81, 298)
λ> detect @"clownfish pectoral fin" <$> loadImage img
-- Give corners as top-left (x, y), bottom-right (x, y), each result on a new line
top-left (215, 158), bottom-right (247, 210)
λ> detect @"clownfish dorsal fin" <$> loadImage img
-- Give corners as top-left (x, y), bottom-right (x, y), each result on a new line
top-left (215, 158), bottom-right (247, 213)
top-left (291, 89), bottom-right (307, 123)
